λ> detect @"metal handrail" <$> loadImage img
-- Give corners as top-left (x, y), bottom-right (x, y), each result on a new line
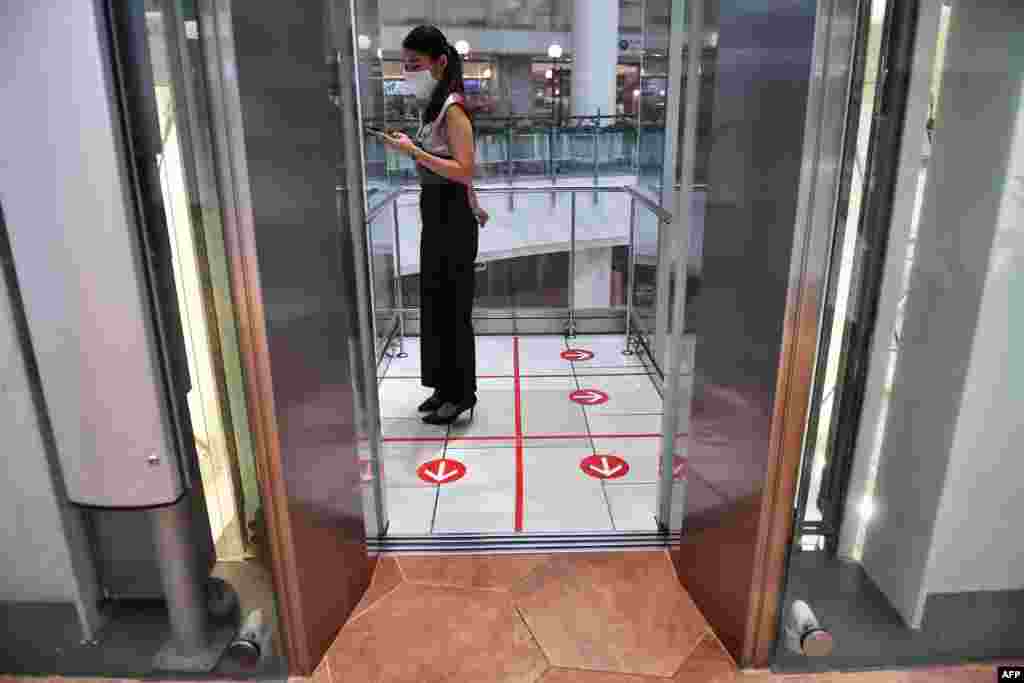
top-left (366, 125), bottom-right (666, 192)
top-left (364, 113), bottom-right (666, 127)
top-left (363, 182), bottom-right (674, 352)
top-left (363, 186), bottom-right (406, 222)
top-left (365, 183), bottom-right (689, 226)
top-left (624, 186), bottom-right (673, 223)
top-left (362, 184), bottom-right (673, 225)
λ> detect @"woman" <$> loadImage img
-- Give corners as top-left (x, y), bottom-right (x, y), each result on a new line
top-left (377, 25), bottom-right (482, 425)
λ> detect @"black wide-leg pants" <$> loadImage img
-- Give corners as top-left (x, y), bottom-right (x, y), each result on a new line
top-left (419, 175), bottom-right (479, 402)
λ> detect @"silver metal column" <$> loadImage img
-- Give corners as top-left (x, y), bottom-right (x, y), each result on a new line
top-left (550, 125), bottom-right (558, 206)
top-left (335, 41), bottom-right (388, 536)
top-left (151, 501), bottom-right (234, 671)
top-left (623, 196), bottom-right (638, 355)
top-left (657, 0), bottom-right (701, 530)
top-left (654, 0), bottom-right (689, 370)
top-left (592, 111), bottom-right (601, 204)
top-left (568, 191), bottom-right (577, 337)
top-left (390, 198), bottom-right (408, 358)
top-left (506, 125), bottom-right (515, 212)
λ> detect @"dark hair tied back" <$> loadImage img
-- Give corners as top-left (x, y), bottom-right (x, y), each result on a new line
top-left (402, 25), bottom-right (466, 123)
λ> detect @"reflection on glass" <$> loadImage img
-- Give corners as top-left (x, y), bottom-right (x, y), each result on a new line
top-left (795, 0), bottom-right (892, 553)
top-left (844, 2), bottom-right (952, 561)
top-left (369, 209), bottom-right (397, 357)
top-left (146, 5), bottom-right (248, 559)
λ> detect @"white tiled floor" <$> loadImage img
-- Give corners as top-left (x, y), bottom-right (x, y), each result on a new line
top-left (378, 334), bottom-right (675, 535)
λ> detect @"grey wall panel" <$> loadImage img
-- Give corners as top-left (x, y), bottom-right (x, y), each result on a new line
top-left (688, 0), bottom-right (818, 514)
top-left (863, 0), bottom-right (1024, 621)
top-left (0, 209), bottom-right (105, 644)
top-left (0, 0), bottom-right (183, 507)
top-left (0, 235), bottom-right (77, 603)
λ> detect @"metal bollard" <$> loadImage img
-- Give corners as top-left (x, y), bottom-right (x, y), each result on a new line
top-left (227, 608), bottom-right (274, 669)
top-left (784, 600), bottom-right (834, 657)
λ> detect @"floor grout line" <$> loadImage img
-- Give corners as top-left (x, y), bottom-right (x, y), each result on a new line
top-left (669, 630), bottom-right (717, 679)
top-left (566, 334), bottom-right (619, 533)
top-left (392, 579), bottom-right (511, 593)
top-left (321, 644), bottom-right (333, 681)
top-left (347, 577), bottom-right (407, 626)
top-left (393, 554), bottom-right (410, 583)
top-left (513, 604), bottom-right (552, 671)
top-left (384, 432), bottom-right (664, 443)
top-left (513, 335), bottom-right (524, 532)
top-left (383, 372), bottom-right (654, 380)
top-left (428, 484), bottom-right (440, 535)
top-left (383, 335), bottom-right (664, 537)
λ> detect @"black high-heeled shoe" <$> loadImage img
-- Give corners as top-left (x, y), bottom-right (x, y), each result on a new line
top-left (422, 397), bottom-right (478, 426)
top-left (418, 391), bottom-right (444, 413)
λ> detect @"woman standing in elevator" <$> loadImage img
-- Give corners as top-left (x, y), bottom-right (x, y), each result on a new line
top-left (376, 25), bottom-right (482, 425)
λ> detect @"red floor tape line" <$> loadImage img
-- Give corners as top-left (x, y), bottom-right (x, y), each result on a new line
top-left (513, 335), bottom-right (525, 532)
top-left (383, 433), bottom-right (663, 443)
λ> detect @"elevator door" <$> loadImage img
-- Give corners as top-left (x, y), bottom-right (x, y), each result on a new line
top-left (190, 0), bottom-right (383, 674)
top-left (196, 0), bottom-right (860, 674)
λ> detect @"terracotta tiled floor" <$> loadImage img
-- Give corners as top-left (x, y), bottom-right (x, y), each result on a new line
top-left (308, 551), bottom-right (1007, 683)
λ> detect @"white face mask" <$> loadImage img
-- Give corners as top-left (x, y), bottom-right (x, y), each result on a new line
top-left (405, 68), bottom-right (438, 101)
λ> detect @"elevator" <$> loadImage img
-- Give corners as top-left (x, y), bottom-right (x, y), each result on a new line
top-left (0, 0), bottom-right (869, 677)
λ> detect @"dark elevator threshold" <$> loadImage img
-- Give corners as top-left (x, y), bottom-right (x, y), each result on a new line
top-left (772, 550), bottom-right (1024, 674)
top-left (0, 561), bottom-right (286, 681)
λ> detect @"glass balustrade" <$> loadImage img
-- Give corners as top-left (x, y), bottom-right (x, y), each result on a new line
top-left (367, 206), bottom-right (398, 359)
top-left (362, 182), bottom-right (676, 358)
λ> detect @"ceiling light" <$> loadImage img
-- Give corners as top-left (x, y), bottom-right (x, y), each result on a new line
top-left (547, 43), bottom-right (563, 59)
top-left (357, 34), bottom-right (371, 50)
top-left (455, 40), bottom-right (470, 56)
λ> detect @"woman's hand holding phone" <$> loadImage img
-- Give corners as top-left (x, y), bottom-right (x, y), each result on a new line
top-left (373, 129), bottom-right (417, 157)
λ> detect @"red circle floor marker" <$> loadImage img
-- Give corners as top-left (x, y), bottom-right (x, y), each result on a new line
top-left (580, 454), bottom-right (630, 480)
top-left (417, 458), bottom-right (467, 485)
top-left (570, 388), bottom-right (609, 406)
top-left (562, 349), bottom-right (595, 362)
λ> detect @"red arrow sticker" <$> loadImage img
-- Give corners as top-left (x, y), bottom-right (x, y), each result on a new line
top-left (580, 454), bottom-right (630, 480)
top-left (570, 388), bottom-right (609, 406)
top-left (417, 458), bottom-right (467, 485)
top-left (561, 348), bottom-right (595, 362)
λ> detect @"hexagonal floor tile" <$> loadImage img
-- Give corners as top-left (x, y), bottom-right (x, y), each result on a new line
top-left (540, 668), bottom-right (667, 681)
top-left (350, 556), bottom-right (404, 620)
top-left (397, 554), bottom-right (550, 591)
top-left (514, 551), bottom-right (707, 678)
top-left (672, 634), bottom-right (736, 681)
top-left (329, 582), bottom-right (548, 682)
